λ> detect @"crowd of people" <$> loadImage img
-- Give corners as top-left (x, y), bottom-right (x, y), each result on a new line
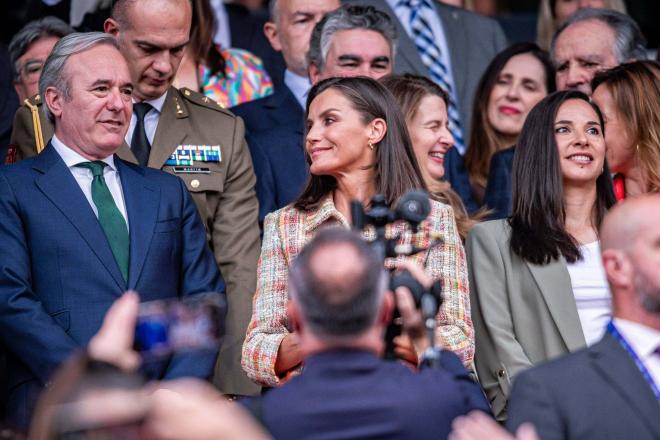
top-left (0, 0), bottom-right (659, 439)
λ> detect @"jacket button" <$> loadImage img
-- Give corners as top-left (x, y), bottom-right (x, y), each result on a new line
top-left (191, 179), bottom-right (200, 189)
top-left (497, 369), bottom-right (505, 378)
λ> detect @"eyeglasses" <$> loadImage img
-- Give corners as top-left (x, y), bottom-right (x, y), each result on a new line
top-left (18, 59), bottom-right (45, 83)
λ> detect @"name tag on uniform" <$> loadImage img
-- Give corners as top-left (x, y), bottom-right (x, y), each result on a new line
top-left (173, 167), bottom-right (211, 174)
top-left (165, 145), bottom-right (222, 166)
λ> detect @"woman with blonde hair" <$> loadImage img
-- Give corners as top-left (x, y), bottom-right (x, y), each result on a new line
top-left (537, 0), bottom-right (627, 51)
top-left (592, 60), bottom-right (660, 198)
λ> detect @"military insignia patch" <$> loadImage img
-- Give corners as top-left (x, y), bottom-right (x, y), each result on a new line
top-left (165, 145), bottom-right (221, 166)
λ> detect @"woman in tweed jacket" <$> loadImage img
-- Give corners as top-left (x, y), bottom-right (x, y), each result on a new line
top-left (242, 77), bottom-right (474, 386)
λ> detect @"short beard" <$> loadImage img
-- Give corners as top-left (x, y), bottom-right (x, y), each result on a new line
top-left (635, 272), bottom-right (660, 314)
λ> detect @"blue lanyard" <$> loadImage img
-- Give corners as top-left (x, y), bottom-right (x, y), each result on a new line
top-left (607, 321), bottom-right (660, 401)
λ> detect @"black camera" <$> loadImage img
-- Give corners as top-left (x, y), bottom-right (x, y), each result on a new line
top-left (351, 190), bottom-right (443, 360)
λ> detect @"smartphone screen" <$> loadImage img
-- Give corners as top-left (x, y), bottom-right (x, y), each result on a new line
top-left (134, 292), bottom-right (226, 357)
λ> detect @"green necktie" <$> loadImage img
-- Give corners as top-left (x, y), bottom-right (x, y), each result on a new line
top-left (75, 161), bottom-right (129, 282)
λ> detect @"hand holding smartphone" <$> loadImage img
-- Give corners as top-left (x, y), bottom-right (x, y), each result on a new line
top-left (134, 292), bottom-right (226, 357)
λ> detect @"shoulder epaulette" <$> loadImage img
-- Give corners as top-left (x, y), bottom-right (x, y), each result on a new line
top-left (24, 94), bottom-right (46, 154)
top-left (178, 87), bottom-right (233, 116)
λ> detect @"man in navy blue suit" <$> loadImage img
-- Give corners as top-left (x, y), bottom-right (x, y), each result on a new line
top-left (231, 0), bottom-right (340, 135)
top-left (257, 228), bottom-right (489, 439)
top-left (0, 32), bottom-right (224, 429)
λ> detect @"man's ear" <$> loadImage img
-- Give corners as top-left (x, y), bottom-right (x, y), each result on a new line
top-left (308, 63), bottom-right (321, 85)
top-left (602, 249), bottom-right (634, 290)
top-left (44, 86), bottom-right (64, 120)
top-left (104, 17), bottom-right (120, 36)
top-left (263, 21), bottom-right (282, 52)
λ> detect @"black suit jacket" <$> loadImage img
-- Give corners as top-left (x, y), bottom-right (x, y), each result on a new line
top-left (443, 148), bottom-right (479, 214)
top-left (507, 332), bottom-right (660, 439)
top-left (247, 123), bottom-right (307, 223)
top-left (226, 4), bottom-right (285, 86)
top-left (483, 146), bottom-right (515, 220)
top-left (232, 85), bottom-right (306, 223)
top-left (0, 45), bottom-right (18, 163)
top-left (231, 85), bottom-right (303, 136)
top-left (258, 349), bottom-right (490, 440)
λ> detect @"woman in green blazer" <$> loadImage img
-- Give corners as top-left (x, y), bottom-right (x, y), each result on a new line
top-left (466, 90), bottom-right (616, 420)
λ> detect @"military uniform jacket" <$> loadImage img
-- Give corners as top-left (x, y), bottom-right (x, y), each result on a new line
top-left (8, 87), bottom-right (261, 396)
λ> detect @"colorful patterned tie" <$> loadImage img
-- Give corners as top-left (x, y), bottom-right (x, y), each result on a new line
top-left (75, 161), bottom-right (129, 282)
top-left (396, 0), bottom-right (465, 151)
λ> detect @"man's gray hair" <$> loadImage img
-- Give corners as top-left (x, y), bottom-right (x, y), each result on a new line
top-left (288, 228), bottom-right (388, 340)
top-left (551, 8), bottom-right (647, 64)
top-left (8, 16), bottom-right (73, 81)
top-left (39, 32), bottom-right (120, 124)
top-left (306, 5), bottom-right (397, 73)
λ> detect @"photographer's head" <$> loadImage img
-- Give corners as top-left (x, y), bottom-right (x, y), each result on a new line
top-left (288, 228), bottom-right (391, 351)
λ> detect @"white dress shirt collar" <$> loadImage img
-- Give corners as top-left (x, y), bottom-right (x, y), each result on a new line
top-left (51, 134), bottom-right (116, 170)
top-left (284, 69), bottom-right (310, 110)
top-left (50, 134), bottom-right (128, 227)
top-left (138, 91), bottom-right (168, 114)
top-left (126, 91), bottom-right (168, 146)
top-left (613, 318), bottom-right (660, 360)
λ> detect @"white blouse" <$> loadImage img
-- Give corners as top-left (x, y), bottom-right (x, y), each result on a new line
top-left (566, 241), bottom-right (612, 346)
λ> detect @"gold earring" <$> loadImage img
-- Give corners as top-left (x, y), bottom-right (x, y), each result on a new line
top-left (368, 141), bottom-right (374, 150)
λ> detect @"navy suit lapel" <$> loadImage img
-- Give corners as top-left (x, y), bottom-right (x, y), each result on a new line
top-left (265, 86), bottom-right (304, 126)
top-left (116, 159), bottom-right (160, 290)
top-left (591, 333), bottom-right (660, 434)
top-left (33, 144), bottom-right (126, 290)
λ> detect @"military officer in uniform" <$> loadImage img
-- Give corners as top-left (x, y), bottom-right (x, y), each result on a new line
top-left (8, 0), bottom-right (261, 397)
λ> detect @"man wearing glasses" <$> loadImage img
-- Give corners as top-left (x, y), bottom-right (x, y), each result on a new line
top-left (5, 17), bottom-right (72, 164)
top-left (9, 17), bottom-right (72, 103)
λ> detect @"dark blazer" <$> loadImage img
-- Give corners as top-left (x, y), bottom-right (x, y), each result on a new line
top-left (231, 85), bottom-right (303, 136)
top-left (0, 144), bottom-right (224, 428)
top-left (247, 124), bottom-right (307, 223)
top-left (507, 332), bottom-right (660, 439)
top-left (0, 45), bottom-right (17, 163)
top-left (483, 146), bottom-right (515, 219)
top-left (259, 349), bottom-right (490, 440)
top-left (9, 87), bottom-right (262, 396)
top-left (226, 3), bottom-right (285, 86)
top-left (345, 0), bottom-right (508, 138)
top-left (443, 148), bottom-right (479, 214)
